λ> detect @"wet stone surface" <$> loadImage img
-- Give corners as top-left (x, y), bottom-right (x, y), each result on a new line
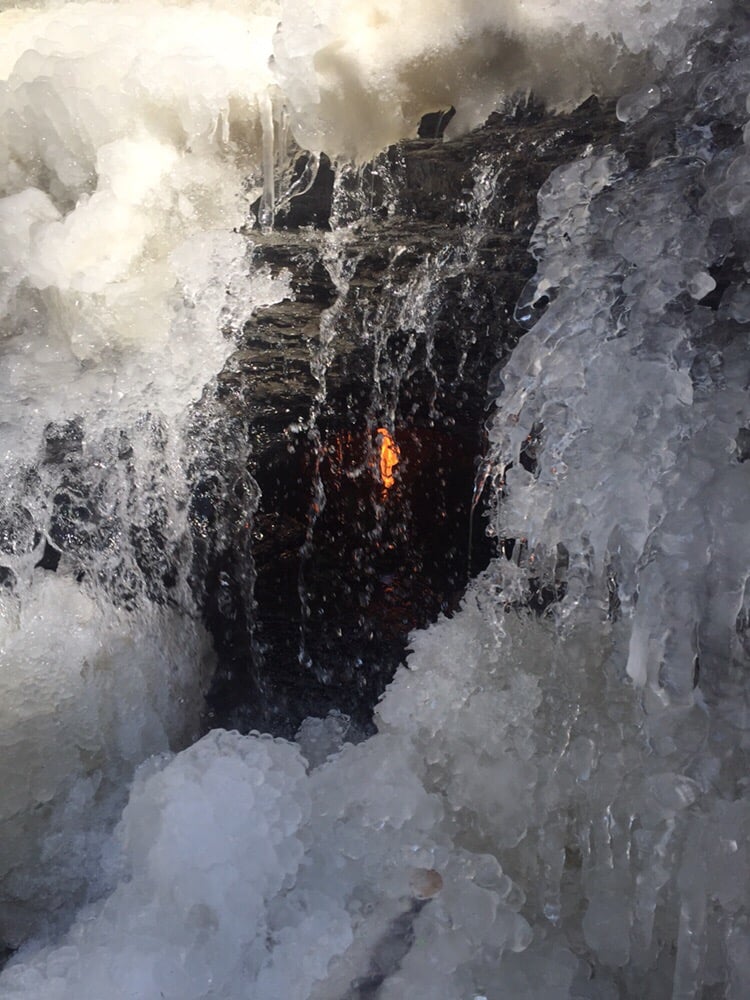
top-left (196, 97), bottom-right (626, 736)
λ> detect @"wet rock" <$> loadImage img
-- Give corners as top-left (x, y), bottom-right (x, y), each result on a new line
top-left (198, 97), bottom-right (626, 736)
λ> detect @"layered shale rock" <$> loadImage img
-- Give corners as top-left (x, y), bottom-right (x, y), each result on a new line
top-left (197, 97), bottom-right (626, 735)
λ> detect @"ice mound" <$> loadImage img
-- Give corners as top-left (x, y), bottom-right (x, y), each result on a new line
top-left (0, 575), bottom-right (212, 948)
top-left (0, 702), bottom-right (532, 1000)
top-left (10, 585), bottom-right (746, 997)
top-left (0, 731), bottom-right (309, 997)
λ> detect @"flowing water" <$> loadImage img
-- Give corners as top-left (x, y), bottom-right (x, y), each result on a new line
top-left (1, 1), bottom-right (749, 997)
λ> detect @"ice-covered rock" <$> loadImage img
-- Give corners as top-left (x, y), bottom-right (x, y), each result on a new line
top-left (0, 0), bottom-right (292, 945)
top-left (0, 576), bottom-right (212, 947)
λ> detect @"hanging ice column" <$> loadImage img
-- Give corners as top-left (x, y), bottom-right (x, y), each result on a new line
top-left (489, 129), bottom-right (750, 712)
top-left (478, 19), bottom-right (750, 992)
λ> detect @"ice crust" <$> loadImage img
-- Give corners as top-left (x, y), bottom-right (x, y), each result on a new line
top-left (0, 576), bottom-right (213, 946)
top-left (0, 215), bottom-right (289, 943)
top-left (2, 0), bottom-right (750, 997)
top-left (0, 0), bottom-right (292, 944)
top-left (272, 0), bottom-right (719, 160)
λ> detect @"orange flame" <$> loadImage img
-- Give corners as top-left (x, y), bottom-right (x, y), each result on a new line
top-left (377, 427), bottom-right (400, 490)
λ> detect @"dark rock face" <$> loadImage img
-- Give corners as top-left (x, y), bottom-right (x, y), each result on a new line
top-left (196, 97), bottom-right (625, 737)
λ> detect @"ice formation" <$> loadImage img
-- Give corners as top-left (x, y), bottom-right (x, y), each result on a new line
top-left (2, 0), bottom-right (750, 997)
top-left (0, 0), bottom-right (291, 943)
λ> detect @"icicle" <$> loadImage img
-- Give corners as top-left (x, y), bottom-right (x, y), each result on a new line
top-left (275, 151), bottom-right (321, 215)
top-left (258, 90), bottom-right (275, 230)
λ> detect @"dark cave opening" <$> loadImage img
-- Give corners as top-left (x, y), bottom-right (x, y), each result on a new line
top-left (202, 401), bottom-right (496, 738)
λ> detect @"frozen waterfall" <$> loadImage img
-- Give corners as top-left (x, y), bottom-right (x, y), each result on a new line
top-left (1, 1), bottom-right (749, 998)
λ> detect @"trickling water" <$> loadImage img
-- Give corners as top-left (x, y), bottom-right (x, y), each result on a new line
top-left (221, 130), bottom-right (553, 733)
top-left (1, 1), bottom-right (749, 998)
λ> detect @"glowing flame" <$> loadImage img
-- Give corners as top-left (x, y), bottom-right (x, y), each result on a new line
top-left (377, 427), bottom-right (400, 490)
